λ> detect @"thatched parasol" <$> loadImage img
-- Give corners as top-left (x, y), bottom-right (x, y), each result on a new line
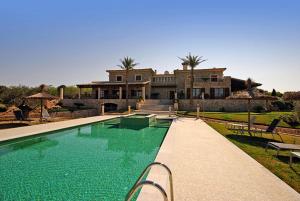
top-left (26, 92), bottom-right (58, 121)
top-left (227, 87), bottom-right (277, 135)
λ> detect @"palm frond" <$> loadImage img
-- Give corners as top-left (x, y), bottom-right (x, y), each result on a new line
top-left (179, 53), bottom-right (206, 69)
top-left (118, 56), bottom-right (138, 70)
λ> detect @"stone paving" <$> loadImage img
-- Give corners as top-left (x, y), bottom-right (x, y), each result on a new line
top-left (0, 115), bottom-right (118, 142)
top-left (137, 117), bottom-right (300, 201)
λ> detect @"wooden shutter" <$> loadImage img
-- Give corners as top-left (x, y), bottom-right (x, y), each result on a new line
top-left (210, 88), bottom-right (215, 99)
top-left (224, 88), bottom-right (230, 97)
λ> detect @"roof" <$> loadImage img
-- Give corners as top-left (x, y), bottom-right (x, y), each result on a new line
top-left (231, 77), bottom-right (262, 92)
top-left (174, 67), bottom-right (227, 72)
top-left (106, 68), bottom-right (155, 73)
top-left (77, 81), bottom-right (150, 88)
top-left (26, 92), bottom-right (58, 100)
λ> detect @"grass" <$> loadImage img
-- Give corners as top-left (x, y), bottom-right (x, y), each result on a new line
top-left (177, 111), bottom-right (300, 129)
top-left (207, 121), bottom-right (300, 193)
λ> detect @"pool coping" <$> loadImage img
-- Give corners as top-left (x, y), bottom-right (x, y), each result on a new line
top-left (136, 117), bottom-right (300, 201)
top-left (0, 115), bottom-right (119, 142)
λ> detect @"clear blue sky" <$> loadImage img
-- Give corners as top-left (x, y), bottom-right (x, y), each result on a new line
top-left (0, 0), bottom-right (299, 92)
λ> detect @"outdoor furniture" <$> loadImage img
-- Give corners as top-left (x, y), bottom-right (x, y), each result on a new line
top-left (42, 107), bottom-right (51, 121)
top-left (265, 142), bottom-right (300, 156)
top-left (13, 110), bottom-right (24, 121)
top-left (290, 151), bottom-right (300, 166)
top-left (253, 119), bottom-right (282, 142)
top-left (226, 116), bottom-right (256, 134)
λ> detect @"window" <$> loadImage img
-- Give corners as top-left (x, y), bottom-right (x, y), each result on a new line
top-left (135, 75), bottom-right (142, 81)
top-left (210, 75), bottom-right (218, 82)
top-left (192, 88), bottom-right (205, 98)
top-left (116, 75), bottom-right (123, 82)
top-left (214, 88), bottom-right (224, 98)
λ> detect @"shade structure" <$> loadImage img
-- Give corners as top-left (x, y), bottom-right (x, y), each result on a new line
top-left (227, 88), bottom-right (277, 135)
top-left (26, 92), bottom-right (58, 120)
top-left (26, 92), bottom-right (58, 100)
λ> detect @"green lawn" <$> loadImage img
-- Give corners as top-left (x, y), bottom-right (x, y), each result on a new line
top-left (177, 111), bottom-right (300, 129)
top-left (207, 122), bottom-right (300, 193)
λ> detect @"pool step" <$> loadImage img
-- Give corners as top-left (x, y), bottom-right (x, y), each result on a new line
top-left (140, 104), bottom-right (173, 111)
top-left (135, 110), bottom-right (176, 115)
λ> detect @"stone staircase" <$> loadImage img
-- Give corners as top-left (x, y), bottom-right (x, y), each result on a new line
top-left (137, 99), bottom-right (175, 115)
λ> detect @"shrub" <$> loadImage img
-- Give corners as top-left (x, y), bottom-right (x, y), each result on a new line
top-left (0, 103), bottom-right (7, 112)
top-left (253, 105), bottom-right (265, 113)
top-left (280, 114), bottom-right (300, 128)
top-left (295, 103), bottom-right (300, 120)
top-left (56, 101), bottom-right (63, 107)
top-left (219, 107), bottom-right (225, 112)
top-left (74, 102), bottom-right (84, 109)
top-left (271, 100), bottom-right (294, 111)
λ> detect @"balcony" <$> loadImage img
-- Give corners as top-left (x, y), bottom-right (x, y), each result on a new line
top-left (152, 76), bottom-right (176, 86)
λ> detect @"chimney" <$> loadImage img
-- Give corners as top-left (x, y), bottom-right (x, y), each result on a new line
top-left (182, 62), bottom-right (188, 70)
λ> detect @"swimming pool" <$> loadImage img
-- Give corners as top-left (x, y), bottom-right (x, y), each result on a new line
top-left (0, 117), bottom-right (171, 201)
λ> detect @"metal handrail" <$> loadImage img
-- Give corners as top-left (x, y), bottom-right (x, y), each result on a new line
top-left (125, 180), bottom-right (168, 201)
top-left (125, 162), bottom-right (174, 201)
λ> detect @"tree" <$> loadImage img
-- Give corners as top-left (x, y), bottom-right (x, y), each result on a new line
top-left (271, 89), bottom-right (277, 96)
top-left (180, 53), bottom-right (206, 104)
top-left (117, 57), bottom-right (138, 107)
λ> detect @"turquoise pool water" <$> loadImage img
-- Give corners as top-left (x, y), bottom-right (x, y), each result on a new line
top-left (0, 118), bottom-right (171, 201)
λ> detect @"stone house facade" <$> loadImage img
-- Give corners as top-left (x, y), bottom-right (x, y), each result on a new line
top-left (76, 63), bottom-right (254, 100)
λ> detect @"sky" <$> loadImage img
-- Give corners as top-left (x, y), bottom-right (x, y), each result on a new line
top-left (0, 0), bottom-right (299, 92)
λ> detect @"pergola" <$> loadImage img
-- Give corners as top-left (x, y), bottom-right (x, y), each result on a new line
top-left (77, 81), bottom-right (150, 100)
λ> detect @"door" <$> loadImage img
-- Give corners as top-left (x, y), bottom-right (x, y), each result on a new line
top-left (169, 91), bottom-right (175, 99)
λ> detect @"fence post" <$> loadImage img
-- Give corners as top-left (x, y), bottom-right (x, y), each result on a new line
top-left (169, 106), bottom-right (172, 117)
top-left (128, 106), bottom-right (131, 114)
top-left (101, 104), bottom-right (105, 116)
top-left (197, 104), bottom-right (200, 119)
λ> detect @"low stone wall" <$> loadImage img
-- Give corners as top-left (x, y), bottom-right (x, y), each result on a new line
top-left (61, 99), bottom-right (137, 112)
top-left (178, 99), bottom-right (268, 112)
top-left (61, 99), bottom-right (270, 112)
top-left (50, 109), bottom-right (98, 118)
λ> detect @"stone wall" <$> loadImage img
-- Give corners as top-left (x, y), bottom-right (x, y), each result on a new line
top-left (50, 109), bottom-right (98, 118)
top-left (61, 99), bottom-right (138, 112)
top-left (178, 99), bottom-right (268, 112)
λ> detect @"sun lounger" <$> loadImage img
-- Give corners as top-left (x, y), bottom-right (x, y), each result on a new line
top-left (290, 151), bottom-right (300, 166)
top-left (253, 119), bottom-right (282, 141)
top-left (265, 142), bottom-right (300, 156)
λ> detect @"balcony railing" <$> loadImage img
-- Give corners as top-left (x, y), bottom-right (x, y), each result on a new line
top-left (193, 77), bottom-right (225, 83)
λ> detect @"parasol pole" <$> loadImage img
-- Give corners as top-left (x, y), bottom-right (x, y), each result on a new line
top-left (40, 99), bottom-right (43, 122)
top-left (247, 98), bottom-right (251, 136)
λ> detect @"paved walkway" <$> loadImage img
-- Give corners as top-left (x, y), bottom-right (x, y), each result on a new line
top-left (137, 117), bottom-right (300, 201)
top-left (0, 115), bottom-right (118, 142)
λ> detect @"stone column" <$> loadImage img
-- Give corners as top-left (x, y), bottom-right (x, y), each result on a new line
top-left (119, 87), bottom-right (122, 99)
top-left (142, 86), bottom-right (146, 100)
top-left (78, 88), bottom-right (82, 99)
top-left (59, 87), bottom-right (64, 99)
top-left (148, 84), bottom-right (151, 99)
top-left (97, 88), bottom-right (101, 100)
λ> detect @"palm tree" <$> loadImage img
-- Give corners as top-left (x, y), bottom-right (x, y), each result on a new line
top-left (180, 53), bottom-right (206, 104)
top-left (117, 57), bottom-right (138, 107)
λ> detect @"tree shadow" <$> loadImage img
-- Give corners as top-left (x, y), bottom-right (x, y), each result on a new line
top-left (226, 134), bottom-right (281, 149)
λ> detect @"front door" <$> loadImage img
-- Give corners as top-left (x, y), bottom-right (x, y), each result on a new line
top-left (169, 91), bottom-right (175, 99)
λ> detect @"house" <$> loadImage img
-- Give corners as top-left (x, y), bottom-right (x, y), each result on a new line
top-left (76, 63), bottom-right (260, 100)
